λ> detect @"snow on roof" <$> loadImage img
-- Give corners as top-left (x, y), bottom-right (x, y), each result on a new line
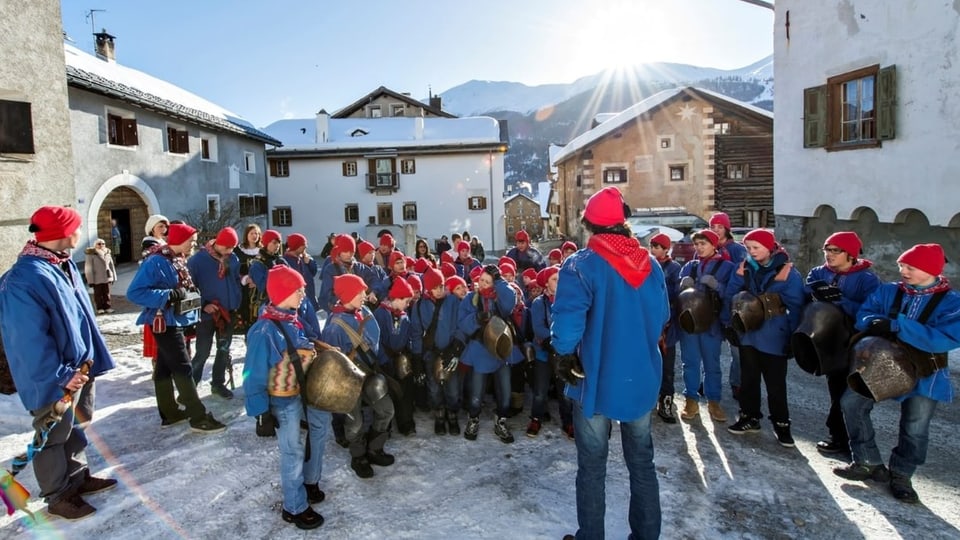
top-left (536, 181), bottom-right (552, 218)
top-left (593, 112), bottom-right (619, 125)
top-left (263, 116), bottom-right (503, 151)
top-left (551, 87), bottom-right (773, 166)
top-left (63, 44), bottom-right (280, 145)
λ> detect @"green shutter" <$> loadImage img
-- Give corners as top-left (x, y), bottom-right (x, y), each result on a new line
top-left (877, 65), bottom-right (897, 141)
top-left (803, 85), bottom-right (827, 148)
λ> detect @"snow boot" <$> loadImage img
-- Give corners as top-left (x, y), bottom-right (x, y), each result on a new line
top-left (350, 456), bottom-right (374, 478)
top-left (366, 430), bottom-right (395, 467)
top-left (708, 401), bottom-right (728, 422)
top-left (282, 506), bottom-right (324, 530)
top-left (773, 421), bottom-right (795, 447)
top-left (680, 398), bottom-right (699, 420)
top-left (305, 483), bottom-right (325, 504)
top-left (464, 416), bottom-right (480, 441)
top-left (657, 394), bottom-right (677, 424)
top-left (446, 409), bottom-right (460, 435)
top-left (47, 492), bottom-right (96, 521)
top-left (494, 415), bottom-right (515, 444)
top-left (889, 472), bottom-right (920, 504)
top-left (434, 409), bottom-right (447, 436)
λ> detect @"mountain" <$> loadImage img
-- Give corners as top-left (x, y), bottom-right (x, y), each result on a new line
top-left (434, 56), bottom-right (774, 190)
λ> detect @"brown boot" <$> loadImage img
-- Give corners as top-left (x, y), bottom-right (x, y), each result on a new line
top-left (680, 398), bottom-right (700, 420)
top-left (708, 401), bottom-right (728, 422)
top-left (48, 492), bottom-right (96, 521)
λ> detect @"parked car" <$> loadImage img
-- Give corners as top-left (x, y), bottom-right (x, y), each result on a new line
top-left (629, 222), bottom-right (695, 263)
top-left (731, 227), bottom-right (774, 243)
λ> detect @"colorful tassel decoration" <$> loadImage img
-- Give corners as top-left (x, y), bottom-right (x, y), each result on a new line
top-left (0, 469), bottom-right (35, 520)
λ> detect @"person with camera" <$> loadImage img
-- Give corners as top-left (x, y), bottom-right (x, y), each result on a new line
top-left (551, 187), bottom-right (669, 540)
top-left (128, 222), bottom-right (226, 433)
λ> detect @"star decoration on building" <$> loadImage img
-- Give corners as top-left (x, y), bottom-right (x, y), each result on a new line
top-left (676, 104), bottom-right (697, 121)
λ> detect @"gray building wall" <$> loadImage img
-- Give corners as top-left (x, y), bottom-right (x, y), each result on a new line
top-left (0, 0), bottom-right (76, 271)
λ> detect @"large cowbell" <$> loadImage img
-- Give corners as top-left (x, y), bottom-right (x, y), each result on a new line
top-left (304, 349), bottom-right (366, 413)
top-left (482, 316), bottom-right (514, 361)
top-left (791, 301), bottom-right (851, 375)
top-left (677, 288), bottom-right (716, 334)
top-left (730, 290), bottom-right (765, 334)
top-left (847, 336), bottom-right (916, 402)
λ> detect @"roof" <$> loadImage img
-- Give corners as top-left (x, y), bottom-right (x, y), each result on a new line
top-left (263, 116), bottom-right (506, 155)
top-left (504, 192), bottom-right (539, 206)
top-left (63, 44), bottom-right (281, 146)
top-left (536, 181), bottom-right (552, 219)
top-left (551, 87), bottom-right (773, 165)
top-left (332, 86), bottom-right (455, 119)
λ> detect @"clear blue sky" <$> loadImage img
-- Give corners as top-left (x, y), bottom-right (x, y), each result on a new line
top-left (61, 0), bottom-right (774, 127)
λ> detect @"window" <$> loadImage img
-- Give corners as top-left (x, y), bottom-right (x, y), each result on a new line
top-left (243, 152), bottom-right (256, 173)
top-left (669, 165), bottom-right (686, 182)
top-left (715, 122), bottom-right (731, 135)
top-left (107, 111), bottom-right (138, 147)
top-left (166, 124), bottom-right (189, 154)
top-left (368, 105), bottom-right (382, 118)
top-left (401, 159), bottom-right (416, 174)
top-left (272, 206), bottom-right (293, 227)
top-left (269, 159), bottom-right (289, 177)
top-left (603, 168), bottom-right (627, 184)
top-left (468, 196), bottom-right (487, 210)
top-left (200, 133), bottom-right (217, 161)
top-left (238, 194), bottom-right (266, 217)
top-left (342, 161), bottom-right (357, 176)
top-left (391, 104), bottom-right (405, 117)
top-left (0, 99), bottom-right (34, 154)
top-left (744, 210), bottom-right (766, 228)
top-left (804, 64), bottom-right (896, 150)
top-left (726, 164), bottom-right (749, 180)
top-left (344, 204), bottom-right (359, 223)
top-left (403, 202), bottom-right (417, 221)
top-left (575, 174), bottom-right (582, 188)
top-left (659, 137), bottom-right (671, 149)
top-left (206, 194), bottom-right (220, 218)
top-left (377, 203), bottom-right (393, 225)
top-left (366, 158), bottom-right (399, 191)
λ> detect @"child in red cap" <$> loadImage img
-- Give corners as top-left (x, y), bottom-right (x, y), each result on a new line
top-left (283, 233), bottom-right (319, 311)
top-left (374, 276), bottom-right (418, 436)
top-left (527, 266), bottom-right (570, 437)
top-left (647, 233), bottom-right (682, 424)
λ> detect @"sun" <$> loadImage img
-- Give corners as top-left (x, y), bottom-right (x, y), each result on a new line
top-left (571, 2), bottom-right (670, 72)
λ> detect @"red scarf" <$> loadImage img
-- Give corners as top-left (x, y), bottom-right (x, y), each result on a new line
top-left (332, 303), bottom-right (365, 323)
top-left (205, 240), bottom-right (230, 279)
top-left (146, 244), bottom-right (196, 290)
top-left (587, 234), bottom-right (652, 287)
top-left (831, 258), bottom-right (873, 275)
top-left (379, 301), bottom-right (406, 318)
top-left (478, 286), bottom-right (498, 299)
top-left (900, 277), bottom-right (951, 296)
top-left (260, 304), bottom-right (302, 328)
top-left (19, 241), bottom-right (70, 266)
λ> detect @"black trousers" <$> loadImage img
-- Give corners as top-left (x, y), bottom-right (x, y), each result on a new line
top-left (738, 345), bottom-right (789, 423)
top-left (659, 345), bottom-right (677, 397)
top-left (825, 368), bottom-right (850, 444)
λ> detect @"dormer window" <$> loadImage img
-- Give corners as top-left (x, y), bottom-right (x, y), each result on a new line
top-left (351, 128), bottom-right (369, 137)
top-left (368, 105), bottom-right (382, 118)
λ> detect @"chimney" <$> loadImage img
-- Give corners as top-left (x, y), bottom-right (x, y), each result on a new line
top-left (429, 94), bottom-right (442, 111)
top-left (315, 109), bottom-right (329, 143)
top-left (93, 28), bottom-right (116, 62)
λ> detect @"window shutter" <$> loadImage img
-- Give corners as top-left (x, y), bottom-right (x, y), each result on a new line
top-left (122, 119), bottom-right (138, 145)
top-left (743, 164), bottom-right (750, 179)
top-left (269, 159), bottom-right (278, 176)
top-left (803, 85), bottom-right (827, 148)
top-left (167, 127), bottom-right (176, 151)
top-left (271, 208), bottom-right (280, 226)
top-left (760, 209), bottom-right (769, 227)
top-left (877, 65), bottom-right (897, 141)
top-left (177, 130), bottom-right (189, 153)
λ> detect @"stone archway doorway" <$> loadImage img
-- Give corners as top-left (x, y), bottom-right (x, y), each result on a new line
top-left (97, 187), bottom-right (149, 263)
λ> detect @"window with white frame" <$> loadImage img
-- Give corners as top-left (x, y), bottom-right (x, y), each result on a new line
top-left (343, 161), bottom-right (357, 176)
top-left (200, 132), bottom-right (217, 161)
top-left (344, 204), bottom-right (359, 223)
top-left (106, 107), bottom-right (138, 147)
top-left (468, 196), bottom-right (487, 210)
top-left (669, 165), bottom-right (686, 182)
top-left (243, 151), bottom-right (256, 173)
top-left (269, 159), bottom-right (289, 177)
top-left (401, 159), bottom-right (416, 174)
top-left (368, 105), bottom-right (382, 118)
top-left (727, 163), bottom-right (749, 180)
top-left (403, 202), bottom-right (417, 221)
top-left (272, 206), bottom-right (293, 227)
top-left (603, 168), bottom-right (627, 184)
top-left (206, 194), bottom-right (220, 218)
top-left (391, 104), bottom-right (405, 117)
top-left (715, 122), bottom-right (731, 135)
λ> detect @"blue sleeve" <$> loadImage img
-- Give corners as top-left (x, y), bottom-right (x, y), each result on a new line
top-left (298, 300), bottom-right (321, 340)
top-left (249, 260), bottom-right (268, 292)
top-left (318, 263), bottom-right (336, 312)
top-left (320, 317), bottom-right (353, 354)
top-left (530, 297), bottom-right (550, 342)
top-left (493, 279), bottom-right (517, 317)
top-left (897, 292), bottom-right (960, 353)
top-left (551, 259), bottom-right (592, 356)
top-left (127, 257), bottom-right (175, 309)
top-left (458, 293), bottom-right (480, 339)
top-left (782, 270), bottom-right (807, 331)
top-left (242, 323), bottom-right (284, 417)
top-left (838, 270), bottom-right (881, 319)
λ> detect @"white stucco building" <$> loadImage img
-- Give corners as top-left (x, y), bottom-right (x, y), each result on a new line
top-left (263, 88), bottom-right (509, 254)
top-left (773, 1), bottom-right (959, 276)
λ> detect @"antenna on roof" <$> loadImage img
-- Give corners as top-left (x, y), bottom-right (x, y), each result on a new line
top-left (428, 85), bottom-right (432, 99)
top-left (85, 9), bottom-right (107, 38)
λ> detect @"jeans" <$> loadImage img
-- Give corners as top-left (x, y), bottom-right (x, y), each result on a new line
top-left (840, 390), bottom-right (938, 477)
top-left (270, 396), bottom-right (331, 514)
top-left (426, 353), bottom-right (462, 411)
top-left (679, 333), bottom-right (722, 401)
top-left (467, 363), bottom-right (511, 417)
top-left (191, 317), bottom-right (234, 387)
top-left (572, 403), bottom-right (661, 540)
top-left (530, 360), bottom-right (553, 420)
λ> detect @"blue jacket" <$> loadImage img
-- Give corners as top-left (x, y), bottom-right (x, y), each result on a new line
top-left (128, 253), bottom-right (200, 328)
top-left (551, 247), bottom-right (669, 422)
top-left (505, 246), bottom-right (546, 272)
top-left (0, 254), bottom-right (116, 411)
top-left (374, 305), bottom-right (412, 365)
top-left (187, 248), bottom-right (242, 319)
top-left (242, 308), bottom-right (312, 417)
top-left (529, 294), bottom-right (554, 362)
top-left (658, 257), bottom-right (682, 347)
top-left (321, 306), bottom-right (380, 369)
top-left (856, 281), bottom-right (959, 403)
top-left (318, 260), bottom-right (377, 313)
top-left (725, 251), bottom-right (806, 356)
top-left (282, 252), bottom-right (319, 311)
top-left (453, 257), bottom-right (480, 286)
top-left (409, 295), bottom-right (463, 359)
top-left (298, 299), bottom-right (322, 341)
top-left (805, 261), bottom-right (881, 319)
top-left (719, 239), bottom-right (747, 266)
top-left (678, 256), bottom-right (735, 338)
top-left (459, 279), bottom-right (523, 373)
top-left (248, 252), bottom-right (287, 292)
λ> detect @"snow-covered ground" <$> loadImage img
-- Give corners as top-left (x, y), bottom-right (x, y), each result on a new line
top-left (1, 309), bottom-right (958, 539)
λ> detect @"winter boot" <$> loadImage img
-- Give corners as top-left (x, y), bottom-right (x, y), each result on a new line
top-left (446, 409), bottom-right (461, 435)
top-left (464, 416), bottom-right (480, 441)
top-left (282, 506), bottom-right (324, 530)
top-left (708, 401), bottom-right (728, 422)
top-left (833, 462), bottom-right (890, 482)
top-left (889, 472), bottom-right (920, 504)
top-left (366, 430), bottom-right (395, 467)
top-left (350, 456), bottom-right (374, 478)
top-left (680, 398), bottom-right (700, 420)
top-left (434, 409), bottom-right (448, 436)
top-left (304, 483), bottom-right (325, 504)
top-left (494, 416), bottom-right (515, 444)
top-left (526, 417), bottom-right (542, 438)
top-left (773, 421), bottom-right (795, 447)
top-left (47, 492), bottom-right (96, 521)
top-left (656, 394), bottom-right (677, 424)
top-left (77, 470), bottom-right (117, 495)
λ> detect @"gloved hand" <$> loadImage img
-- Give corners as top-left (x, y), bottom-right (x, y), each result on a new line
top-left (442, 355), bottom-right (459, 372)
top-left (556, 353), bottom-right (585, 386)
top-left (809, 280), bottom-right (842, 302)
top-left (255, 413), bottom-right (277, 437)
top-left (679, 276), bottom-right (695, 291)
top-left (440, 339), bottom-right (465, 360)
top-left (168, 288), bottom-right (188, 303)
top-left (483, 264), bottom-right (501, 282)
top-left (866, 318), bottom-right (894, 336)
top-left (700, 274), bottom-right (719, 290)
top-left (723, 326), bottom-right (741, 347)
top-left (541, 337), bottom-right (553, 355)
top-left (476, 310), bottom-right (492, 326)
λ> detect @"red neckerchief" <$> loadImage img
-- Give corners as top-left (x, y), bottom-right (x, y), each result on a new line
top-left (900, 277), bottom-right (951, 296)
top-left (545, 293), bottom-right (555, 304)
top-left (208, 299), bottom-right (232, 331)
top-left (260, 304), bottom-right (302, 329)
top-left (205, 240), bottom-right (230, 279)
top-left (379, 301), bottom-right (406, 318)
top-left (19, 240), bottom-right (69, 265)
top-left (717, 239), bottom-right (736, 261)
top-left (587, 234), bottom-right (652, 287)
top-left (146, 243), bottom-right (196, 290)
top-left (332, 303), bottom-right (365, 323)
top-left (830, 258), bottom-right (873, 275)
top-left (478, 286), bottom-right (498, 299)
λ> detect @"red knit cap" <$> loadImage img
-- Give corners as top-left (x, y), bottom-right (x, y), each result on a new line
top-left (333, 274), bottom-right (367, 304)
top-left (824, 231), bottom-right (862, 256)
top-left (583, 186), bottom-right (627, 227)
top-left (692, 229), bottom-right (720, 247)
top-left (515, 230), bottom-right (530, 242)
top-left (357, 241), bottom-right (376, 258)
top-left (548, 248), bottom-right (562, 262)
top-left (470, 266), bottom-right (483, 282)
top-left (388, 276), bottom-right (414, 299)
top-left (379, 233), bottom-right (395, 248)
top-left (537, 266), bottom-right (560, 288)
top-left (743, 229), bottom-right (776, 251)
top-left (406, 274), bottom-right (422, 293)
top-left (167, 223), bottom-right (197, 246)
top-left (405, 256), bottom-right (416, 269)
top-left (388, 250), bottom-right (406, 269)
top-left (498, 255), bottom-right (516, 269)
top-left (413, 258), bottom-right (431, 274)
top-left (522, 268), bottom-right (538, 282)
top-left (561, 241), bottom-right (577, 253)
top-left (261, 229), bottom-right (282, 247)
top-left (649, 233), bottom-right (671, 249)
top-left (709, 212), bottom-right (731, 229)
top-left (287, 233), bottom-right (307, 251)
top-left (499, 264), bottom-right (516, 277)
top-left (898, 243), bottom-right (946, 276)
top-left (440, 251), bottom-right (454, 264)
top-left (445, 276), bottom-right (467, 293)
top-left (457, 241), bottom-right (471, 254)
top-left (422, 267), bottom-right (444, 291)
top-left (266, 265), bottom-right (305, 305)
top-left (332, 234), bottom-right (355, 257)
top-left (440, 262), bottom-right (457, 278)
top-left (29, 206), bottom-right (83, 242)
top-left (215, 227), bottom-right (239, 248)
